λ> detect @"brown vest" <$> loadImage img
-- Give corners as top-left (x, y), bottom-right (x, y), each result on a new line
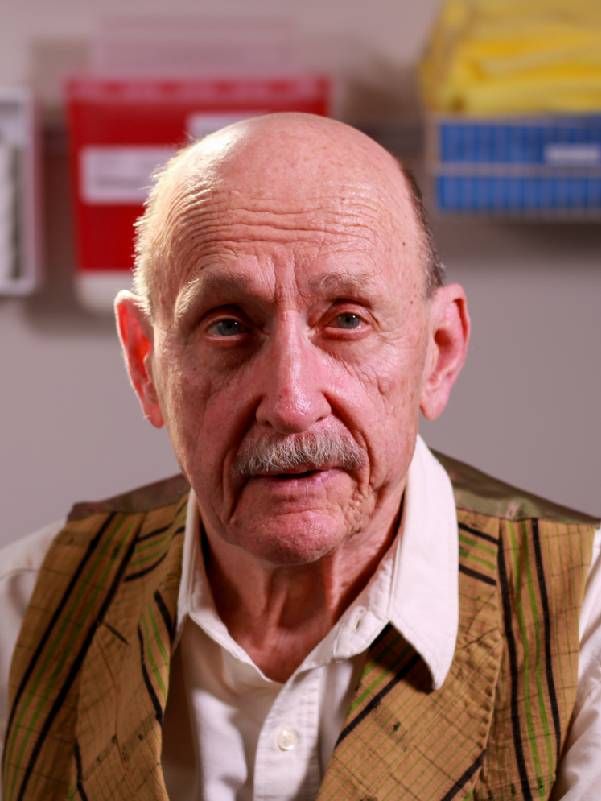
top-left (2, 456), bottom-right (598, 801)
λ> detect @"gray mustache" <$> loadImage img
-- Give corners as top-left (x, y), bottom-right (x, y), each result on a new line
top-left (235, 432), bottom-right (365, 477)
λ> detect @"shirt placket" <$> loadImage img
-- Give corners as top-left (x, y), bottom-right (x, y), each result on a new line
top-left (253, 668), bottom-right (322, 801)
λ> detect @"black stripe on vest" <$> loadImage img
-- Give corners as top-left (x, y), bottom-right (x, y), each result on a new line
top-left (439, 751), bottom-right (484, 801)
top-left (498, 541), bottom-right (534, 801)
top-left (337, 645), bottom-right (420, 745)
top-left (124, 526), bottom-right (185, 582)
top-left (154, 591), bottom-right (175, 645)
top-left (532, 520), bottom-right (562, 764)
top-left (137, 627), bottom-right (164, 725)
top-left (459, 563), bottom-right (497, 586)
top-left (73, 741), bottom-right (89, 801)
top-left (458, 522), bottom-right (499, 545)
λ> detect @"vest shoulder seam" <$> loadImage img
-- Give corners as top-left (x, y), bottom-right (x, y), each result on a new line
top-left (68, 474), bottom-right (190, 520)
top-left (436, 450), bottom-right (599, 525)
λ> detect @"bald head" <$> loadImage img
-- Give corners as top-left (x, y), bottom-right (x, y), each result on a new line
top-left (133, 113), bottom-right (442, 317)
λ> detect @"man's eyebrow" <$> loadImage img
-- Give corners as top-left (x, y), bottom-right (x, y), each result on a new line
top-left (174, 268), bottom-right (384, 321)
top-left (174, 270), bottom-right (260, 320)
top-left (308, 271), bottom-right (382, 298)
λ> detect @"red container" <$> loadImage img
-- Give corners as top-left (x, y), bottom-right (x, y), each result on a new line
top-left (66, 76), bottom-right (330, 310)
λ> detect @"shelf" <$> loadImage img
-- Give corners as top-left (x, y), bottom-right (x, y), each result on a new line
top-left (0, 88), bottom-right (41, 295)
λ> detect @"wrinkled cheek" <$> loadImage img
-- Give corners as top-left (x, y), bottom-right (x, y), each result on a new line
top-left (343, 484), bottom-right (377, 537)
top-left (375, 367), bottom-right (400, 399)
top-left (385, 376), bottom-right (421, 429)
top-left (161, 373), bottom-right (213, 475)
top-left (364, 367), bottom-right (422, 488)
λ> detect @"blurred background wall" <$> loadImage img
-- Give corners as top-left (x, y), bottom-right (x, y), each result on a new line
top-left (1, 0), bottom-right (599, 546)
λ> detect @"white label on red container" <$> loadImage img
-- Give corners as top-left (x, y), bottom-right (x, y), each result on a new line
top-left (81, 146), bottom-right (176, 204)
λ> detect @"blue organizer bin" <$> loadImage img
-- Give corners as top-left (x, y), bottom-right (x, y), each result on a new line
top-left (430, 115), bottom-right (601, 216)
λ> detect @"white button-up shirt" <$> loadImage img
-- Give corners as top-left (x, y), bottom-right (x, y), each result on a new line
top-left (1, 438), bottom-right (600, 800)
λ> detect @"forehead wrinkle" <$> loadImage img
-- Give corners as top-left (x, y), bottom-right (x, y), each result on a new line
top-left (165, 178), bottom-right (401, 249)
top-left (177, 229), bottom-right (389, 312)
top-left (168, 201), bottom-right (393, 284)
top-left (171, 205), bottom-right (388, 244)
top-left (156, 166), bottom-right (420, 317)
top-left (165, 212), bottom-right (382, 302)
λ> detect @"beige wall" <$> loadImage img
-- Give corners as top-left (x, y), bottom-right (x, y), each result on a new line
top-left (1, 0), bottom-right (599, 545)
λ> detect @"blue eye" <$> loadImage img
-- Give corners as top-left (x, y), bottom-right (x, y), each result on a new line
top-left (333, 312), bottom-right (363, 329)
top-left (207, 318), bottom-right (247, 337)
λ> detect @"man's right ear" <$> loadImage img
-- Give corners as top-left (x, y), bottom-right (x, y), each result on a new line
top-left (114, 290), bottom-right (165, 428)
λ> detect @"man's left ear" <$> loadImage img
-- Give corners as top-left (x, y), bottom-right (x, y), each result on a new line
top-left (114, 290), bottom-right (165, 428)
top-left (420, 283), bottom-right (470, 421)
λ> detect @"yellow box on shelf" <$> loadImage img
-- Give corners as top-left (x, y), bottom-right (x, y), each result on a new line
top-left (420, 0), bottom-right (601, 116)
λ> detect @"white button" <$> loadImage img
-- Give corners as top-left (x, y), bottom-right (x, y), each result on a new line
top-left (276, 726), bottom-right (299, 751)
top-left (353, 611), bottom-right (364, 631)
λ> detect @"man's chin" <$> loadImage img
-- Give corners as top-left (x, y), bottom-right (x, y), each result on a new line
top-left (226, 510), bottom-right (348, 568)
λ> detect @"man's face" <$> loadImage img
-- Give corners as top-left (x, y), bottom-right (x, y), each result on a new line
top-left (117, 118), bottom-right (466, 568)
top-left (144, 169), bottom-right (432, 567)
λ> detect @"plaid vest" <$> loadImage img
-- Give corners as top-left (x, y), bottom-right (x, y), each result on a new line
top-left (2, 455), bottom-right (598, 801)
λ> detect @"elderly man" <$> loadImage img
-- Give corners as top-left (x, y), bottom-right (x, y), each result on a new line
top-left (1, 114), bottom-right (600, 801)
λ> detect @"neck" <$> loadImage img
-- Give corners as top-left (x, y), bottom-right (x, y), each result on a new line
top-left (202, 494), bottom-right (403, 683)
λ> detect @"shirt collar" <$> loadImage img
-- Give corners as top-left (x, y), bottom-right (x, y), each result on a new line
top-left (175, 435), bottom-right (459, 690)
top-left (175, 494), bottom-right (204, 642)
top-left (388, 435), bottom-right (459, 690)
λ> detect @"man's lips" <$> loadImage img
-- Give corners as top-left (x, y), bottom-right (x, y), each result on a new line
top-left (244, 465), bottom-right (340, 487)
top-left (257, 469), bottom-right (320, 480)
top-left (249, 463), bottom-right (336, 479)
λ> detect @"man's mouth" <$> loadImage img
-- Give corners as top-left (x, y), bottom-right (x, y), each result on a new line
top-left (238, 463), bottom-right (345, 499)
top-left (254, 464), bottom-right (325, 479)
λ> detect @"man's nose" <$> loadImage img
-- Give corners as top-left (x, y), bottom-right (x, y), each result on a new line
top-left (255, 315), bottom-right (331, 434)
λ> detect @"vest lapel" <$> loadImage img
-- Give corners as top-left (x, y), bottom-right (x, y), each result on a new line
top-left (318, 552), bottom-right (502, 801)
top-left (72, 496), bottom-right (186, 801)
